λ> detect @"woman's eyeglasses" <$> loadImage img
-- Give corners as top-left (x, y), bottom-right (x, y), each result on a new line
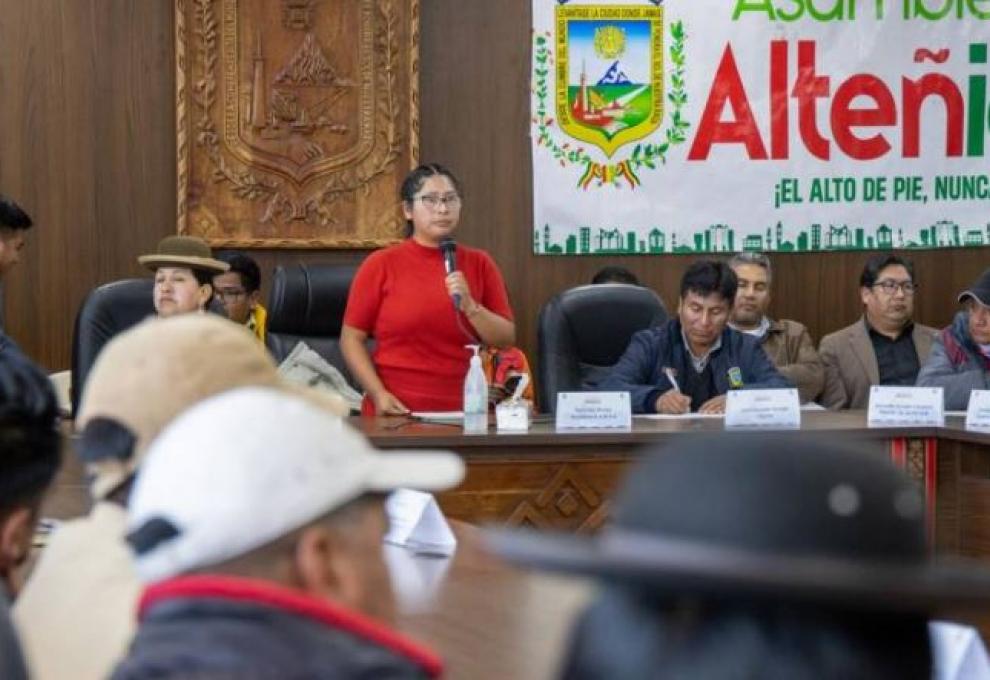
top-left (415, 193), bottom-right (461, 211)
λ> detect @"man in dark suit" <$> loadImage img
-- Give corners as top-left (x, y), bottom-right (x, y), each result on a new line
top-left (819, 254), bottom-right (936, 410)
top-left (601, 260), bottom-right (790, 414)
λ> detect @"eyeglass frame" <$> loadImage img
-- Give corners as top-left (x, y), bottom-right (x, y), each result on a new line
top-left (413, 192), bottom-right (462, 211)
top-left (871, 280), bottom-right (918, 295)
top-left (214, 287), bottom-right (250, 302)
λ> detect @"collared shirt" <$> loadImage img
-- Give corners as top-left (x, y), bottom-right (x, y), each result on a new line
top-left (680, 327), bottom-right (722, 373)
top-left (729, 316), bottom-right (771, 340)
top-left (866, 319), bottom-right (919, 386)
top-left (245, 304), bottom-right (267, 344)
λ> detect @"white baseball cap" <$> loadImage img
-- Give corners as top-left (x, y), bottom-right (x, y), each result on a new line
top-left (127, 387), bottom-right (465, 583)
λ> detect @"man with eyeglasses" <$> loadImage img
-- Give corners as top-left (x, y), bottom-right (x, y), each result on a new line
top-left (819, 254), bottom-right (936, 409)
top-left (214, 252), bottom-right (266, 343)
top-left (917, 269), bottom-right (990, 410)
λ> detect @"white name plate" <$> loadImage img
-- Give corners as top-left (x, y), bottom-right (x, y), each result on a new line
top-left (965, 390), bottom-right (990, 432)
top-left (556, 391), bottom-right (631, 430)
top-left (725, 388), bottom-right (800, 429)
top-left (384, 489), bottom-right (457, 557)
top-left (868, 386), bottom-right (944, 428)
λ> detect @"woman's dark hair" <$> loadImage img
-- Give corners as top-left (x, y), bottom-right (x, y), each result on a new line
top-left (679, 259), bottom-right (738, 304)
top-left (0, 352), bottom-right (60, 517)
top-left (860, 253), bottom-right (915, 288)
top-left (400, 163), bottom-right (464, 237)
top-left (561, 587), bottom-right (932, 680)
top-left (192, 268), bottom-right (216, 305)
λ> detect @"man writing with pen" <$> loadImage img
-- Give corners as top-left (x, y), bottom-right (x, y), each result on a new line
top-left (601, 260), bottom-right (792, 414)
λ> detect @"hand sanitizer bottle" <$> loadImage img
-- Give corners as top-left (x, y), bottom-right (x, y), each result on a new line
top-left (463, 344), bottom-right (488, 433)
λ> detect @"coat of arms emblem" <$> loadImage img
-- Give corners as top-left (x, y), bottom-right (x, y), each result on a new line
top-left (176, 0), bottom-right (418, 247)
top-left (533, 3), bottom-right (688, 189)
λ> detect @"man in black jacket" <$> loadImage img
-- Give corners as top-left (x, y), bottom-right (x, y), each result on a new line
top-left (601, 259), bottom-right (790, 414)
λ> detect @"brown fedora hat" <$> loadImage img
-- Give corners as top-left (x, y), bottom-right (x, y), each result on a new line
top-left (137, 236), bottom-right (229, 274)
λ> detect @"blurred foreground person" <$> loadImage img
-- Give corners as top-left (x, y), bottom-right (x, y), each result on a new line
top-left (491, 435), bottom-right (990, 679)
top-left (113, 387), bottom-right (464, 679)
top-left (0, 352), bottom-right (60, 680)
top-left (15, 315), bottom-right (347, 680)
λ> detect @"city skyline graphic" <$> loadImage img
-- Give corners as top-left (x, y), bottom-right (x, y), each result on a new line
top-left (534, 219), bottom-right (990, 255)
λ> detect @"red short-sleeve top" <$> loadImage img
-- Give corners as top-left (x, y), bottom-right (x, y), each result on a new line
top-left (344, 238), bottom-right (514, 414)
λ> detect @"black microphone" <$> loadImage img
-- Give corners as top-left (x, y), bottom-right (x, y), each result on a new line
top-left (439, 237), bottom-right (460, 308)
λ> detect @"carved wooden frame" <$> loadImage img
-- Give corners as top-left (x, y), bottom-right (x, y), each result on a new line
top-left (175, 0), bottom-right (419, 248)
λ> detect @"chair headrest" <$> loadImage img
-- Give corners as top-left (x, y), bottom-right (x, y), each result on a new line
top-left (77, 278), bottom-right (156, 332)
top-left (71, 278), bottom-right (157, 415)
top-left (266, 264), bottom-right (358, 336)
top-left (551, 284), bottom-right (667, 365)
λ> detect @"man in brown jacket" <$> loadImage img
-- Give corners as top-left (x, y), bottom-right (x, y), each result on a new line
top-left (818, 254), bottom-right (936, 410)
top-left (728, 253), bottom-right (824, 403)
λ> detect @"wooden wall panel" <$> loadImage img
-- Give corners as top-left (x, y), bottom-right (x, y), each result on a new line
top-left (0, 0), bottom-right (986, 373)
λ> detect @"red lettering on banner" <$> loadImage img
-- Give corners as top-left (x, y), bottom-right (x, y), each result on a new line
top-left (687, 45), bottom-right (768, 161)
top-left (793, 41), bottom-right (831, 161)
top-left (688, 40), bottom-right (978, 162)
top-left (770, 40), bottom-right (789, 160)
top-left (902, 74), bottom-right (964, 157)
top-left (831, 74), bottom-right (896, 161)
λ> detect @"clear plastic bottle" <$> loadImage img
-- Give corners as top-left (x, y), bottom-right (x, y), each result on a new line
top-left (463, 344), bottom-right (488, 433)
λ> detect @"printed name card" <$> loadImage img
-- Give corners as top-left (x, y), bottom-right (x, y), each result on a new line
top-left (555, 391), bottom-right (631, 430)
top-left (725, 388), bottom-right (800, 429)
top-left (384, 489), bottom-right (457, 557)
top-left (965, 390), bottom-right (990, 432)
top-left (867, 386), bottom-right (944, 428)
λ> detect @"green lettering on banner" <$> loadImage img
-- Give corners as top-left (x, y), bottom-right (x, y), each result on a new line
top-left (777, 0), bottom-right (807, 21)
top-left (934, 174), bottom-right (990, 200)
top-left (732, 0), bottom-right (777, 20)
top-left (863, 176), bottom-right (888, 201)
top-left (971, 0), bottom-right (990, 19)
top-left (808, 0), bottom-right (846, 20)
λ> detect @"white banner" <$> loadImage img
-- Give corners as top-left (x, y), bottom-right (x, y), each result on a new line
top-left (532, 0), bottom-right (990, 256)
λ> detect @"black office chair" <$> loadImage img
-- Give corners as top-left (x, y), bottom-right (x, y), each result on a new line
top-left (265, 263), bottom-right (360, 384)
top-left (70, 277), bottom-right (229, 416)
top-left (71, 278), bottom-right (156, 416)
top-left (537, 283), bottom-right (668, 413)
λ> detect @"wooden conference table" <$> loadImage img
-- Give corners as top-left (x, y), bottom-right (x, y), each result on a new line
top-left (42, 412), bottom-right (990, 679)
top-left (358, 411), bottom-right (990, 561)
top-left (364, 410), bottom-right (990, 670)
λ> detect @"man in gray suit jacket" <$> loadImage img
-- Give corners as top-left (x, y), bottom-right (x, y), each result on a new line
top-left (819, 254), bottom-right (936, 410)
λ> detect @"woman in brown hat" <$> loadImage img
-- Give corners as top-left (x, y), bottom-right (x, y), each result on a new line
top-left (138, 236), bottom-right (229, 318)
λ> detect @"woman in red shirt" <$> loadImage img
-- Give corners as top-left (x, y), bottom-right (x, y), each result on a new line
top-left (341, 164), bottom-right (516, 415)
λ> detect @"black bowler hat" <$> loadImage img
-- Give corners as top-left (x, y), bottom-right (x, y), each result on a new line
top-left (958, 269), bottom-right (990, 307)
top-left (488, 435), bottom-right (990, 614)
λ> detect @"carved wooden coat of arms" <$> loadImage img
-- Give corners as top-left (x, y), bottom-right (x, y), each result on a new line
top-left (176, 0), bottom-right (418, 248)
